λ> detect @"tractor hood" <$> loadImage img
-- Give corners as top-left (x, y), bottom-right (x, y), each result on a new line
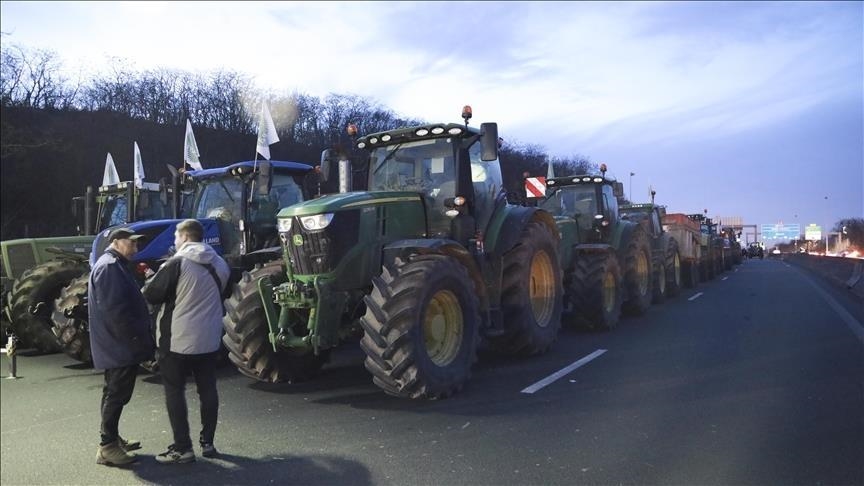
top-left (277, 191), bottom-right (422, 217)
top-left (90, 218), bottom-right (224, 266)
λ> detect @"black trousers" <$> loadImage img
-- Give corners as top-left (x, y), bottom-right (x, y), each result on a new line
top-left (158, 351), bottom-right (219, 451)
top-left (100, 365), bottom-right (139, 446)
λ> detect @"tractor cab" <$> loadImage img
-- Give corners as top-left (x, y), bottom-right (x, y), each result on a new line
top-left (541, 173), bottom-right (622, 244)
top-left (71, 180), bottom-right (174, 236)
top-left (620, 203), bottom-right (666, 240)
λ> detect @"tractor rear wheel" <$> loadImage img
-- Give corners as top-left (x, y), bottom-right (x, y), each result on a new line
top-left (621, 229), bottom-right (653, 316)
top-left (665, 241), bottom-right (682, 298)
top-left (489, 220), bottom-right (562, 356)
top-left (222, 261), bottom-right (329, 384)
top-left (652, 259), bottom-right (667, 305)
top-left (51, 273), bottom-right (91, 363)
top-left (9, 260), bottom-right (89, 353)
top-left (567, 251), bottom-right (622, 331)
top-left (361, 255), bottom-right (480, 399)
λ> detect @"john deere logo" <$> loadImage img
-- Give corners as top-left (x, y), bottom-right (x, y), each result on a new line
top-left (292, 234), bottom-right (304, 246)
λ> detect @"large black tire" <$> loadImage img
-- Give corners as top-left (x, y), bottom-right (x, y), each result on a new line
top-left (51, 272), bottom-right (92, 363)
top-left (621, 229), bottom-right (653, 316)
top-left (651, 258), bottom-right (667, 305)
top-left (665, 240), bottom-right (682, 298)
top-left (683, 260), bottom-right (699, 288)
top-left (222, 261), bottom-right (328, 383)
top-left (360, 254), bottom-right (480, 399)
top-left (487, 220), bottom-right (562, 356)
top-left (9, 260), bottom-right (89, 353)
top-left (566, 251), bottom-right (622, 331)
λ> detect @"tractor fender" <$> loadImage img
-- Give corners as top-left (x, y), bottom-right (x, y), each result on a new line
top-left (381, 238), bottom-right (487, 303)
top-left (486, 206), bottom-right (559, 258)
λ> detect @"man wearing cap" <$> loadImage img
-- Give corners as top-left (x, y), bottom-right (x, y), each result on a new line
top-left (89, 227), bottom-right (155, 466)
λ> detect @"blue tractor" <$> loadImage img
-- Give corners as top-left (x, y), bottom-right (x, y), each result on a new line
top-left (51, 160), bottom-right (315, 363)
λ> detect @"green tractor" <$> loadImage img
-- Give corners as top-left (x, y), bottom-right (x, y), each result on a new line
top-left (687, 214), bottom-right (724, 280)
top-left (2, 180), bottom-right (173, 352)
top-left (223, 107), bottom-right (563, 399)
top-left (536, 166), bottom-right (654, 331)
top-left (619, 201), bottom-right (682, 304)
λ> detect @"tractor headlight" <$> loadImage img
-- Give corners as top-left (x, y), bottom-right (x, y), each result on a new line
top-left (277, 218), bottom-right (293, 233)
top-left (300, 213), bottom-right (334, 230)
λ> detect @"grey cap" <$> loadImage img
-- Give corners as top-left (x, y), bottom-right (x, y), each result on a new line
top-left (108, 227), bottom-right (145, 242)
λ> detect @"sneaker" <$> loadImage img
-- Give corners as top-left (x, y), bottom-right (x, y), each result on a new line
top-left (119, 436), bottom-right (141, 452)
top-left (96, 441), bottom-right (137, 466)
top-left (155, 445), bottom-right (195, 464)
top-left (200, 442), bottom-right (218, 458)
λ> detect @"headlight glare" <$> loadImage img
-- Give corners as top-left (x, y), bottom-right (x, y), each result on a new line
top-left (300, 213), bottom-right (334, 230)
top-left (277, 218), bottom-right (293, 232)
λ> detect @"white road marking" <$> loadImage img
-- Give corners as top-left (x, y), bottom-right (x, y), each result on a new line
top-left (688, 292), bottom-right (704, 301)
top-left (521, 349), bottom-right (607, 394)
top-left (721, 277), bottom-right (728, 281)
top-left (799, 272), bottom-right (864, 344)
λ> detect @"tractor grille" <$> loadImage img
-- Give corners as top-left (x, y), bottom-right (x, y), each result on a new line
top-left (286, 210), bottom-right (361, 275)
top-left (6, 243), bottom-right (37, 279)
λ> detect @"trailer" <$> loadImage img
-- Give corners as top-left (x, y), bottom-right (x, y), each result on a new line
top-left (662, 213), bottom-right (702, 287)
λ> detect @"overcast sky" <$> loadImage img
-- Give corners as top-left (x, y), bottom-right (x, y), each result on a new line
top-left (2, 1), bottom-right (861, 239)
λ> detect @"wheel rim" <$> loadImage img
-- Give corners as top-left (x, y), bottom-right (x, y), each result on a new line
top-left (657, 263), bottom-right (666, 294)
top-left (529, 250), bottom-right (556, 327)
top-left (602, 267), bottom-right (616, 313)
top-left (673, 253), bottom-right (681, 286)
top-left (423, 289), bottom-right (463, 367)
top-left (636, 250), bottom-right (649, 295)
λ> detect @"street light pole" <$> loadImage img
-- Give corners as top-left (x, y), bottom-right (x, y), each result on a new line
top-left (824, 196), bottom-right (829, 254)
top-left (629, 172), bottom-right (635, 201)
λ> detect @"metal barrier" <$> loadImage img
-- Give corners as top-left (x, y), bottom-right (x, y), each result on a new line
top-left (1, 335), bottom-right (18, 379)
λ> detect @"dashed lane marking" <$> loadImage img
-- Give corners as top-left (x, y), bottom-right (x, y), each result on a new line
top-left (521, 349), bottom-right (607, 394)
top-left (688, 292), bottom-right (704, 301)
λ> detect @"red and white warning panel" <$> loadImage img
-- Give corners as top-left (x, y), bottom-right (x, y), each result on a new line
top-left (525, 176), bottom-right (546, 198)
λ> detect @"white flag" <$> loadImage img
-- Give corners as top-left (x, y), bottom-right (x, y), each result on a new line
top-left (256, 101), bottom-right (280, 160)
top-left (547, 160), bottom-right (555, 180)
top-left (133, 141), bottom-right (145, 188)
top-left (184, 119), bottom-right (203, 170)
top-left (102, 152), bottom-right (120, 186)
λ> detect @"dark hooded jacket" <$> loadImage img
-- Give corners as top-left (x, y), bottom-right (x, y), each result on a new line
top-left (88, 248), bottom-right (155, 369)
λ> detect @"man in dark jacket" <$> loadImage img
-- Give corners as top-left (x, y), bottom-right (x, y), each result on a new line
top-left (89, 227), bottom-right (155, 466)
top-left (143, 219), bottom-right (230, 464)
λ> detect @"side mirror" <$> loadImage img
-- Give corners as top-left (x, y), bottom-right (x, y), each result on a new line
top-left (480, 123), bottom-right (498, 161)
top-left (257, 160), bottom-right (272, 195)
top-left (319, 149), bottom-right (336, 183)
top-left (613, 182), bottom-right (624, 198)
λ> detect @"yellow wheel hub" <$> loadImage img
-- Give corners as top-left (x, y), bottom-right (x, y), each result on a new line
top-left (602, 267), bottom-right (616, 313)
top-left (423, 290), bottom-right (463, 366)
top-left (636, 251), bottom-right (649, 295)
top-left (529, 250), bottom-right (556, 327)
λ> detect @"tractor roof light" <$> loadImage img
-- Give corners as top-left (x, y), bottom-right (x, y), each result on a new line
top-left (547, 180), bottom-right (557, 186)
top-left (593, 177), bottom-right (603, 182)
top-left (431, 126), bottom-right (445, 135)
top-left (582, 177), bottom-right (592, 182)
top-left (415, 128), bottom-right (430, 136)
top-left (462, 105), bottom-right (473, 122)
top-left (448, 127), bottom-right (463, 135)
top-left (357, 141), bottom-right (366, 149)
top-left (454, 196), bottom-right (466, 206)
top-left (369, 137), bottom-right (379, 144)
top-left (381, 134), bottom-right (391, 142)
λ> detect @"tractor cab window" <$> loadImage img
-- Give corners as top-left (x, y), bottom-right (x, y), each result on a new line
top-left (469, 142), bottom-right (503, 234)
top-left (368, 138), bottom-right (455, 194)
top-left (602, 185), bottom-right (618, 220)
top-left (542, 185), bottom-right (596, 232)
top-left (195, 177), bottom-right (244, 254)
top-left (101, 193), bottom-right (128, 230)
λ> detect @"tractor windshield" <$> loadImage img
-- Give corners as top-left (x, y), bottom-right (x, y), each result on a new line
top-left (541, 185), bottom-right (598, 231)
top-left (96, 190), bottom-right (172, 232)
top-left (368, 138), bottom-right (455, 195)
top-left (194, 178), bottom-right (244, 226)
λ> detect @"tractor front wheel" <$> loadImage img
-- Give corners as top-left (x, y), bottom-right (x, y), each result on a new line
top-left (567, 251), bottom-right (622, 331)
top-left (489, 220), bottom-right (562, 356)
top-left (361, 255), bottom-right (480, 399)
top-left (51, 273), bottom-right (91, 363)
top-left (666, 242), bottom-right (682, 298)
top-left (9, 260), bottom-right (89, 353)
top-left (222, 261), bottom-right (328, 384)
top-left (621, 230), bottom-right (653, 316)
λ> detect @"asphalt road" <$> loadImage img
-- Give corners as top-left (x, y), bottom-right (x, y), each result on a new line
top-left (2, 258), bottom-right (862, 486)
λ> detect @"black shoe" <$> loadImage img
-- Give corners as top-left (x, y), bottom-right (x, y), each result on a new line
top-left (201, 442), bottom-right (218, 458)
top-left (156, 444), bottom-right (195, 464)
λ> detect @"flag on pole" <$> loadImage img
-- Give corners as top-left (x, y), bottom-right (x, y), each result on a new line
top-left (102, 153), bottom-right (120, 186)
top-left (256, 101), bottom-right (280, 160)
top-left (133, 141), bottom-right (145, 188)
top-left (547, 160), bottom-right (555, 180)
top-left (184, 119), bottom-right (203, 170)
